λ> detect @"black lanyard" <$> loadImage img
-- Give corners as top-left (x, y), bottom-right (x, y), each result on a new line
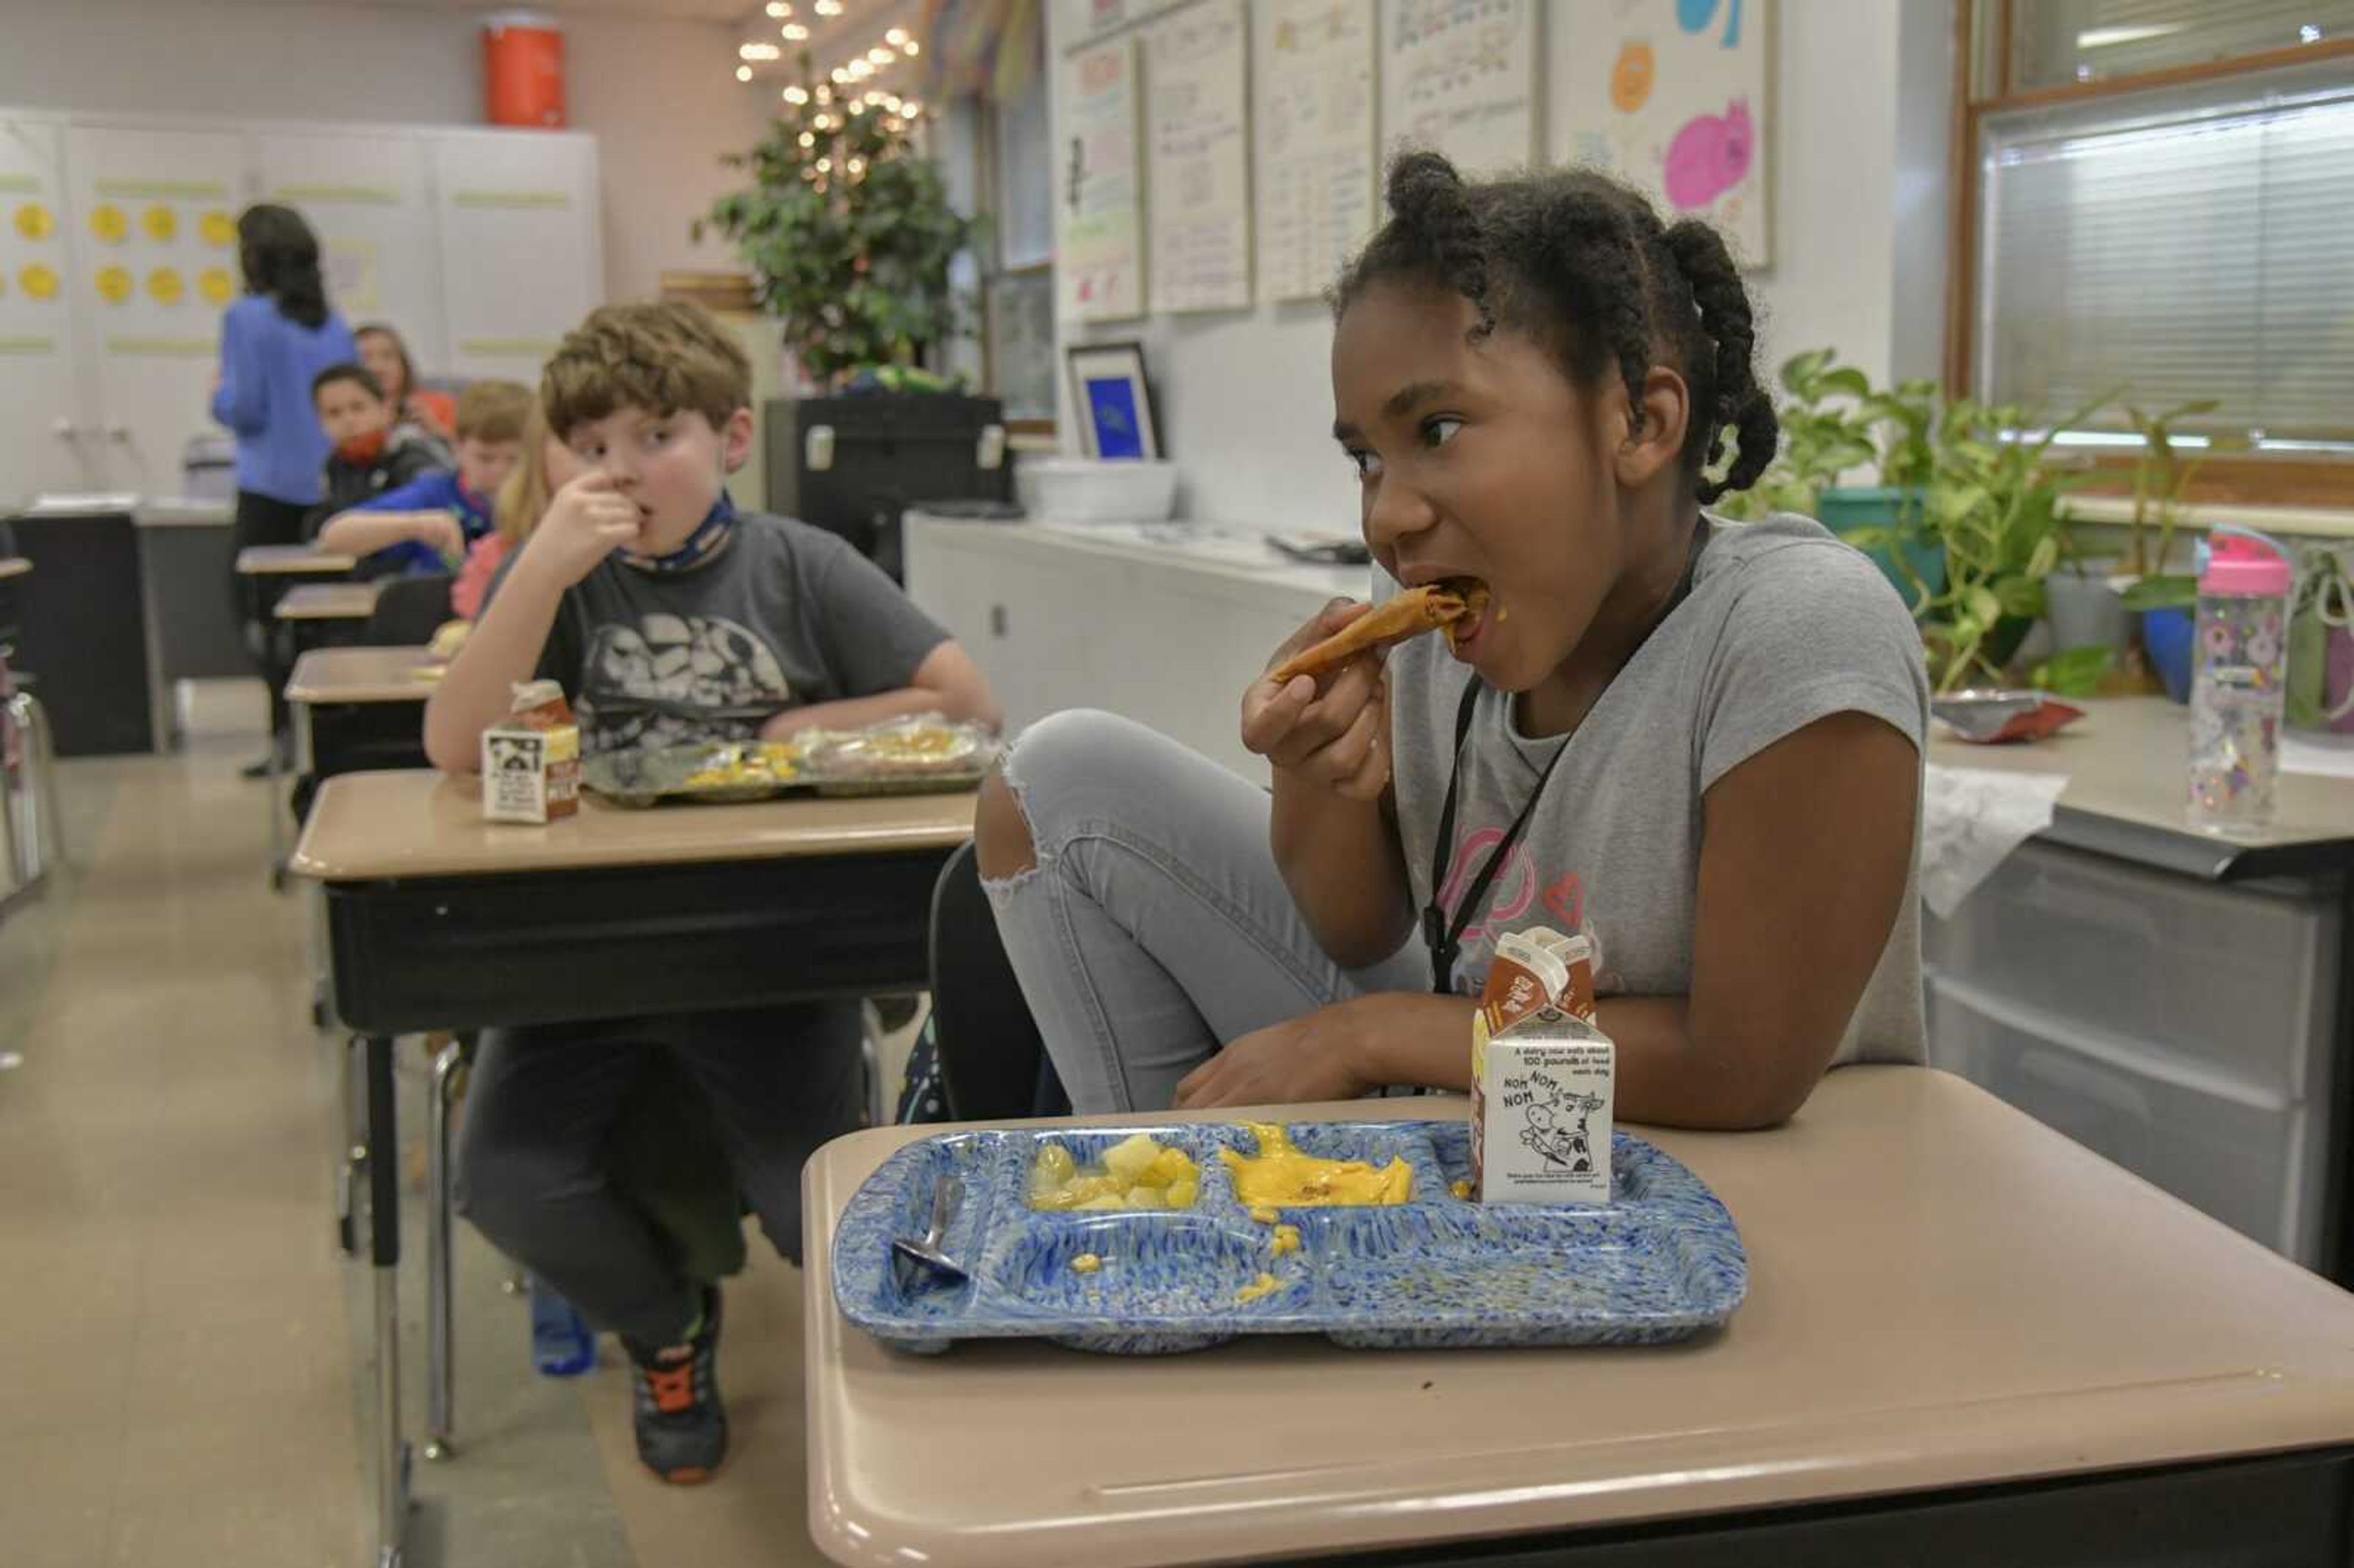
top-left (1423, 679), bottom-right (1567, 995)
top-left (1420, 519), bottom-right (1708, 994)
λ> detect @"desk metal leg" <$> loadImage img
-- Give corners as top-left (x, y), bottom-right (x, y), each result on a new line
top-left (425, 1041), bottom-right (462, 1461)
top-left (364, 1032), bottom-right (409, 1567)
top-left (267, 693), bottom-right (294, 892)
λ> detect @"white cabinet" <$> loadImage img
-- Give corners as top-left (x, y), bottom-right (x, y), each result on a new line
top-left (61, 121), bottom-right (251, 497)
top-left (430, 130), bottom-right (601, 382)
top-left (1925, 839), bottom-right (2341, 1265)
top-left (257, 131), bottom-right (445, 367)
top-left (0, 116), bottom-right (97, 495)
top-left (0, 106), bottom-right (601, 508)
top-left (905, 515), bottom-right (1364, 781)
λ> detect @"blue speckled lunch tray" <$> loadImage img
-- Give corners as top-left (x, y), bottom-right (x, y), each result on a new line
top-left (832, 1121), bottom-right (1746, 1355)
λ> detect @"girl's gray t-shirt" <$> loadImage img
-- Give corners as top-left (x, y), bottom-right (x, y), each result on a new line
top-left (1387, 512), bottom-right (1929, 1065)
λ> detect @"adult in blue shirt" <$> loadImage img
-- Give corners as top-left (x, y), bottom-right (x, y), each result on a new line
top-left (210, 204), bottom-right (356, 771)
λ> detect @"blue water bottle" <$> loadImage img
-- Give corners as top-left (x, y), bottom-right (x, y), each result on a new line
top-left (530, 1279), bottom-right (597, 1377)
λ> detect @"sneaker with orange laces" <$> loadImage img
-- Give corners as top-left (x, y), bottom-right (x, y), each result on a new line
top-left (623, 1285), bottom-right (726, 1483)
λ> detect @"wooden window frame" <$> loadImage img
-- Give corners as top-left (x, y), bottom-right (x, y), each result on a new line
top-left (1943, 2), bottom-right (2354, 506)
top-left (975, 92), bottom-right (1057, 440)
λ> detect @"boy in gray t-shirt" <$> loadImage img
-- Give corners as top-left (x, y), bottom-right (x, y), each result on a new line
top-left (424, 302), bottom-right (997, 1486)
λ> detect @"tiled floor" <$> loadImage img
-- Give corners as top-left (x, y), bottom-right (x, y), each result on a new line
top-left (0, 683), bottom-right (903, 1567)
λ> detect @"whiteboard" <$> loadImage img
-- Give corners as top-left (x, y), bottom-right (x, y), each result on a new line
top-left (63, 121), bottom-right (251, 495)
top-left (258, 131), bottom-right (446, 370)
top-left (1144, 0), bottom-right (1251, 313)
top-left (1379, 0), bottom-right (1538, 176)
top-left (430, 129), bottom-right (601, 383)
top-left (0, 117), bottom-right (93, 495)
top-left (1059, 36), bottom-right (1146, 322)
top-left (1252, 0), bottom-right (1377, 305)
top-left (1548, 0), bottom-right (1772, 265)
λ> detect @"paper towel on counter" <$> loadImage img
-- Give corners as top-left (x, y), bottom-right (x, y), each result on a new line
top-left (1919, 765), bottom-right (2072, 919)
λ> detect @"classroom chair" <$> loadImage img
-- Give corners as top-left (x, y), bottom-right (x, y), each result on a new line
top-left (926, 841), bottom-right (1067, 1120)
top-left (364, 573), bottom-right (456, 646)
top-left (0, 647), bottom-right (66, 902)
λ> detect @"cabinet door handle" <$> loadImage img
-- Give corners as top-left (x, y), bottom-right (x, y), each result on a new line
top-left (989, 604), bottom-right (1008, 637)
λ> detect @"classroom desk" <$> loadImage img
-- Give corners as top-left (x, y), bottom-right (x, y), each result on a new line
top-left (291, 770), bottom-right (976, 1568)
top-left (6, 497), bottom-right (157, 754)
top-left (804, 1068), bottom-right (2354, 1567)
top-left (275, 580), bottom-right (384, 623)
top-left (286, 645), bottom-right (438, 817)
top-left (135, 495), bottom-right (245, 685)
top-left (259, 583), bottom-right (386, 886)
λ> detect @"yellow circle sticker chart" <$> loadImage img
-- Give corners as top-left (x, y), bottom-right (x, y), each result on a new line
top-left (143, 204), bottom-right (178, 243)
top-left (197, 266), bottom-right (235, 306)
top-left (148, 266), bottom-right (184, 305)
top-left (89, 202), bottom-right (128, 244)
top-left (20, 262), bottom-right (59, 301)
top-left (200, 209), bottom-right (237, 248)
top-left (95, 264), bottom-right (132, 303)
top-left (14, 202), bottom-right (53, 242)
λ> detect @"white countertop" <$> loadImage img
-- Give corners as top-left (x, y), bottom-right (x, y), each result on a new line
top-left (910, 512), bottom-right (1373, 604)
top-left (134, 495), bottom-right (234, 527)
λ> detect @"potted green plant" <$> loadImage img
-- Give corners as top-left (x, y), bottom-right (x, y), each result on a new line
top-left (698, 69), bottom-right (979, 383)
top-left (2111, 400), bottom-right (2216, 702)
top-left (1899, 393), bottom-right (2109, 692)
top-left (1721, 350), bottom-right (1943, 607)
top-left (696, 65), bottom-right (1004, 563)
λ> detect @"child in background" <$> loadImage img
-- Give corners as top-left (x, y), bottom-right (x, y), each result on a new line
top-left (355, 321), bottom-right (458, 448)
top-left (451, 399), bottom-right (579, 621)
top-left (303, 363), bottom-right (446, 545)
top-left (313, 379), bottom-right (532, 579)
top-left (423, 301), bottom-right (999, 1485)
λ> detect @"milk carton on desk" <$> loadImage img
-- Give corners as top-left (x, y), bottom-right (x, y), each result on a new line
top-left (1470, 928), bottom-right (1615, 1205)
top-left (481, 679), bottom-right (581, 824)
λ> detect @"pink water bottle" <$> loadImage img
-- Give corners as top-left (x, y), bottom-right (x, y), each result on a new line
top-left (2188, 527), bottom-right (2293, 831)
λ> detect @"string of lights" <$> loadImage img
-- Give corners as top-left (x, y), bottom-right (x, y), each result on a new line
top-left (733, 2), bottom-right (928, 126)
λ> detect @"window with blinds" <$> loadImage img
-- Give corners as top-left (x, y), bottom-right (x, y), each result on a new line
top-left (1976, 71), bottom-right (2354, 447)
top-left (2013, 0), bottom-right (2354, 91)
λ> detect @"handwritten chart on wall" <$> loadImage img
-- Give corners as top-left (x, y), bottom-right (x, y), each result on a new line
top-left (1061, 35), bottom-right (1146, 322)
top-left (1254, 0), bottom-right (1376, 304)
top-left (1145, 0), bottom-right (1251, 313)
top-left (1379, 0), bottom-right (1537, 176)
top-left (1549, 0), bottom-right (1772, 264)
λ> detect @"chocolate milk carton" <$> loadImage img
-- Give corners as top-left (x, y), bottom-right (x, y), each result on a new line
top-left (481, 679), bottom-right (581, 824)
top-left (1469, 927), bottom-right (1615, 1205)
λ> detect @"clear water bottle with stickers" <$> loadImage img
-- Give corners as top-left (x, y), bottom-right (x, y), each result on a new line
top-left (2188, 527), bottom-right (2293, 832)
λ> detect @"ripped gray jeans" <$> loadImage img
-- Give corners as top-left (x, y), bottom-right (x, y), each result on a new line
top-left (983, 709), bottom-right (1429, 1114)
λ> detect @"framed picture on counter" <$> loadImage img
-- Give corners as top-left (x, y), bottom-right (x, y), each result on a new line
top-left (1067, 341), bottom-right (1161, 460)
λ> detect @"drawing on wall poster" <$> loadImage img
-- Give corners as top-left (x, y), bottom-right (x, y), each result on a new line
top-left (1552, 0), bottom-right (1772, 265)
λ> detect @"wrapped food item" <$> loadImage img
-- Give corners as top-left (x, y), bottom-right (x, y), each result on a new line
top-left (1470, 927), bottom-right (1614, 1205)
top-left (481, 679), bottom-right (581, 823)
top-left (682, 740), bottom-right (804, 790)
top-left (802, 713), bottom-right (996, 780)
